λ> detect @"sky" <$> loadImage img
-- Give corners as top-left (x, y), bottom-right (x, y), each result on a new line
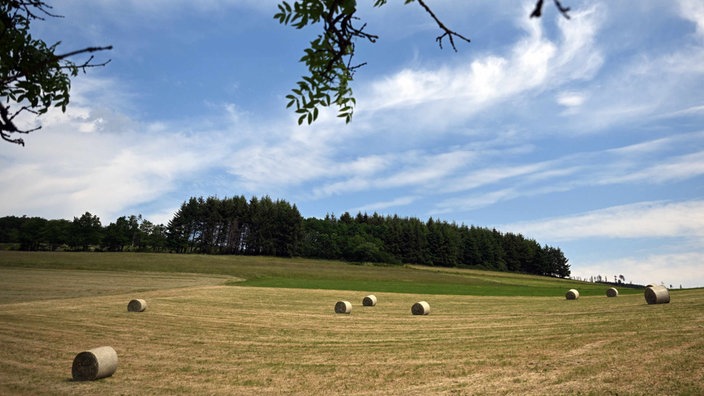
top-left (1, 0), bottom-right (703, 287)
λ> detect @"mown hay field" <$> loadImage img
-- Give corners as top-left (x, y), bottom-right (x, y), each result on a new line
top-left (0, 259), bottom-right (702, 394)
top-left (0, 251), bottom-right (643, 297)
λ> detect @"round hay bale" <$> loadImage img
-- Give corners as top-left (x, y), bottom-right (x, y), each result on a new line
top-left (127, 299), bottom-right (147, 312)
top-left (334, 300), bottom-right (352, 314)
top-left (72, 346), bottom-right (118, 381)
top-left (606, 287), bottom-right (619, 297)
top-left (565, 289), bottom-right (579, 300)
top-left (362, 295), bottom-right (377, 307)
top-left (644, 285), bottom-right (670, 304)
top-left (411, 301), bottom-right (430, 315)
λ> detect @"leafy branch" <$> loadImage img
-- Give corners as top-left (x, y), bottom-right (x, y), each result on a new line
top-left (0, 1), bottom-right (112, 146)
top-left (275, 0), bottom-right (375, 125)
top-left (276, 0), bottom-right (571, 126)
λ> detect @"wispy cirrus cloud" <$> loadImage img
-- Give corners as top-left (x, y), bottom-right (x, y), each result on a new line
top-left (572, 252), bottom-right (704, 288)
top-left (350, 196), bottom-right (419, 214)
top-left (502, 200), bottom-right (704, 241)
top-left (309, 149), bottom-right (476, 199)
top-left (424, 130), bottom-right (704, 212)
top-left (357, 3), bottom-right (604, 132)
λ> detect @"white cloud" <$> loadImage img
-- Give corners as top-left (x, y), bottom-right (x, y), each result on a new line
top-left (597, 150), bottom-right (704, 185)
top-left (0, 128), bottom-right (222, 222)
top-left (503, 200), bottom-right (704, 242)
top-left (678, 0), bottom-right (704, 39)
top-left (351, 196), bottom-right (418, 214)
top-left (429, 131), bottom-right (704, 212)
top-left (309, 149), bottom-right (473, 199)
top-left (552, 5), bottom-right (605, 79)
top-left (0, 77), bottom-right (230, 223)
top-left (559, 14), bottom-right (704, 131)
top-left (572, 252), bottom-right (704, 289)
top-left (442, 161), bottom-right (553, 193)
top-left (432, 189), bottom-right (518, 215)
top-left (312, 177), bottom-right (372, 200)
top-left (379, 150), bottom-right (476, 189)
top-left (556, 91), bottom-right (586, 107)
top-left (353, 2), bottom-right (606, 136)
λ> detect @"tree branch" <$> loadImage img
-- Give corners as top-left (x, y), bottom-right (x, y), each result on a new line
top-left (416, 0), bottom-right (470, 51)
top-left (15, 0), bottom-right (61, 21)
top-left (530, 0), bottom-right (571, 19)
top-left (0, 103), bottom-right (37, 146)
top-left (319, 3), bottom-right (377, 82)
top-left (54, 45), bottom-right (114, 61)
top-left (1, 1), bottom-right (113, 146)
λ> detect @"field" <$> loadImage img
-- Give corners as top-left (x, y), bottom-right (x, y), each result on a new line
top-left (0, 252), bottom-right (702, 395)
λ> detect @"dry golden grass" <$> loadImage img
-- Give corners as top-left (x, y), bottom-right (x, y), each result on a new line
top-left (0, 268), bottom-right (702, 395)
top-left (0, 267), bottom-right (234, 303)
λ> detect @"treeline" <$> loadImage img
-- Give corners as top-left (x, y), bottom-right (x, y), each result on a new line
top-left (0, 195), bottom-right (570, 278)
top-left (0, 213), bottom-right (167, 252)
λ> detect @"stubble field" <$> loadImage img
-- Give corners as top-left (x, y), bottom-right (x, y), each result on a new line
top-left (0, 255), bottom-right (702, 395)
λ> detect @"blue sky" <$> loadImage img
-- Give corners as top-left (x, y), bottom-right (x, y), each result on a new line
top-left (2, 0), bottom-right (703, 287)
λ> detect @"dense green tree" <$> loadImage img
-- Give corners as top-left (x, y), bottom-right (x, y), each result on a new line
top-left (0, 196), bottom-right (571, 278)
top-left (71, 212), bottom-right (102, 251)
top-left (138, 219), bottom-right (167, 252)
top-left (459, 225), bottom-right (481, 267)
top-left (541, 246), bottom-right (570, 278)
top-left (18, 216), bottom-right (46, 250)
top-left (245, 196), bottom-right (303, 257)
top-left (43, 219), bottom-right (71, 250)
top-left (294, 210), bottom-right (568, 276)
top-left (0, 216), bottom-right (70, 250)
top-left (220, 195), bottom-right (249, 254)
top-left (166, 195), bottom-right (302, 257)
top-left (102, 216), bottom-right (133, 252)
top-left (166, 197), bottom-right (202, 253)
top-left (198, 196), bottom-right (224, 254)
top-left (401, 217), bottom-right (430, 264)
top-left (0, 215), bottom-right (23, 243)
top-left (426, 218), bottom-right (460, 267)
top-left (301, 216), bottom-right (343, 259)
top-left (503, 233), bottom-right (541, 273)
top-left (104, 214), bottom-right (165, 252)
top-left (244, 196), bottom-right (264, 254)
top-left (344, 234), bottom-right (385, 262)
top-left (379, 215), bottom-right (404, 260)
top-left (271, 200), bottom-right (304, 257)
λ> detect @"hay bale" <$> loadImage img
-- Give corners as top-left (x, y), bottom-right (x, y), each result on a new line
top-left (362, 295), bottom-right (377, 307)
top-left (127, 298), bottom-right (147, 312)
top-left (645, 285), bottom-right (670, 304)
top-left (565, 289), bottom-right (579, 300)
top-left (606, 287), bottom-right (619, 297)
top-left (334, 300), bottom-right (352, 314)
top-left (411, 301), bottom-right (430, 315)
top-left (72, 346), bottom-right (118, 381)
